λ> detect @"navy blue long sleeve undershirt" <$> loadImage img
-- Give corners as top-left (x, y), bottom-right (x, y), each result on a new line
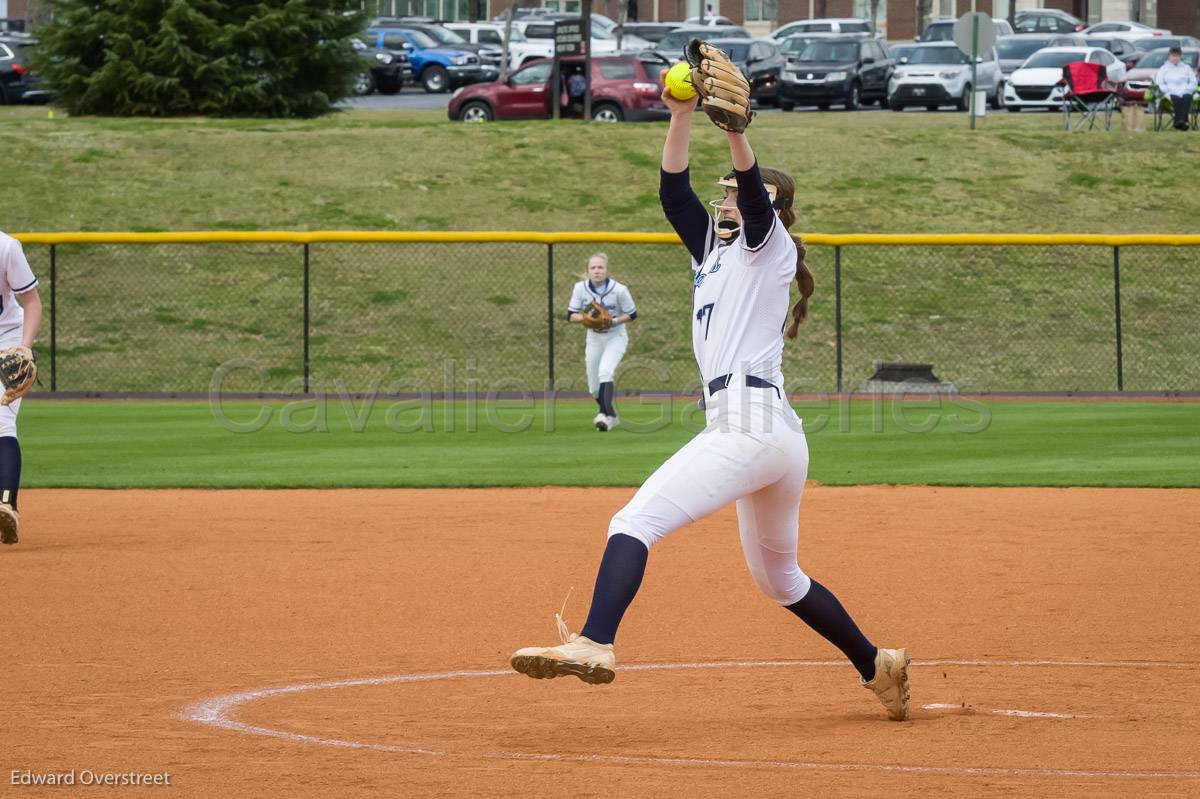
top-left (732, 160), bottom-right (774, 251)
top-left (659, 167), bottom-right (715, 266)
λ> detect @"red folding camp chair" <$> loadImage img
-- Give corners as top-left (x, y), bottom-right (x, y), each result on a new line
top-left (1061, 61), bottom-right (1118, 131)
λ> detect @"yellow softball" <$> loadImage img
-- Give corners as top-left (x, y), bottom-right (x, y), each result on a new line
top-left (665, 62), bottom-right (697, 101)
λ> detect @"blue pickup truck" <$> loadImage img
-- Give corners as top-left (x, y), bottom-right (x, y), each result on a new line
top-left (363, 27), bottom-right (491, 93)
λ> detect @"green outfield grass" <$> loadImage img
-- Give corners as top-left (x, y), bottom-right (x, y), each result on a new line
top-left (20, 399), bottom-right (1199, 488)
top-left (4, 107), bottom-right (1199, 234)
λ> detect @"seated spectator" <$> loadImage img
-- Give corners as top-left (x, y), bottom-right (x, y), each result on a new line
top-left (1154, 47), bottom-right (1198, 131)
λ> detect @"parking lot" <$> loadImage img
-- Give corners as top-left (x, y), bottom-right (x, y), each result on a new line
top-left (339, 86), bottom-right (1037, 114)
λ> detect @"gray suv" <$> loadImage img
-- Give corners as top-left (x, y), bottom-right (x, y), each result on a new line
top-left (888, 41), bottom-right (1003, 111)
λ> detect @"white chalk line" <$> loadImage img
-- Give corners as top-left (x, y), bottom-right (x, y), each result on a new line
top-left (183, 658), bottom-right (1200, 781)
top-left (922, 703), bottom-right (1092, 719)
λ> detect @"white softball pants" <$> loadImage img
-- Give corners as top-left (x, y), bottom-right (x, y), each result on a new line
top-left (608, 382), bottom-right (812, 605)
top-left (585, 327), bottom-right (628, 396)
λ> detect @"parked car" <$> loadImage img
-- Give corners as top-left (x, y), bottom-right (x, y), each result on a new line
top-left (512, 12), bottom-right (653, 49)
top-left (782, 35), bottom-right (842, 60)
top-left (920, 17), bottom-right (1011, 44)
top-left (509, 18), bottom-right (622, 54)
top-left (1084, 35), bottom-right (1144, 70)
top-left (586, 13), bottom-right (653, 48)
top-left (0, 34), bottom-right (49, 104)
top-left (995, 33), bottom-right (1086, 75)
top-left (780, 36), bottom-right (893, 111)
top-left (887, 41), bottom-right (1003, 111)
top-left (400, 22), bottom-right (504, 75)
top-left (447, 54), bottom-right (669, 122)
top-left (917, 19), bottom-right (956, 42)
top-left (885, 40), bottom-right (919, 64)
top-left (649, 25), bottom-right (751, 62)
top-left (613, 22), bottom-right (682, 44)
top-left (703, 38), bottom-right (786, 106)
top-left (444, 22), bottom-right (553, 69)
top-left (1117, 47), bottom-right (1200, 105)
top-left (1083, 20), bottom-right (1171, 42)
top-left (768, 17), bottom-right (875, 42)
top-left (1130, 35), bottom-right (1200, 53)
top-left (1014, 9), bottom-right (1085, 34)
top-left (351, 37), bottom-right (410, 95)
top-left (683, 15), bottom-right (739, 26)
top-left (363, 27), bottom-right (486, 92)
top-left (1003, 46), bottom-right (1126, 111)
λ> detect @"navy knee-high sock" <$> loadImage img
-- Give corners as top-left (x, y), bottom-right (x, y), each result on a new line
top-left (598, 381), bottom-right (616, 417)
top-left (0, 436), bottom-right (21, 510)
top-left (786, 579), bottom-right (878, 681)
top-left (580, 533), bottom-right (648, 645)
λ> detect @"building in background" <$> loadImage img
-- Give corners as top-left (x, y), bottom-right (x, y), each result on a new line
top-left (1, 0), bottom-right (1189, 45)
top-left (475, 0), bottom-right (1191, 38)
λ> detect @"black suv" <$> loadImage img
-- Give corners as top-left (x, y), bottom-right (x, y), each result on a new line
top-left (351, 37), bottom-right (410, 96)
top-left (778, 36), bottom-right (892, 111)
top-left (0, 34), bottom-right (49, 104)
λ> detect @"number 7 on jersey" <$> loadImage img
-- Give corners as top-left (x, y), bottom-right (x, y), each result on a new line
top-left (695, 303), bottom-right (715, 340)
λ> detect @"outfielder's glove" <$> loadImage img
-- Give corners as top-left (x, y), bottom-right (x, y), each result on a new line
top-left (579, 300), bottom-right (613, 331)
top-left (686, 39), bottom-right (753, 133)
top-left (0, 347), bottom-right (36, 406)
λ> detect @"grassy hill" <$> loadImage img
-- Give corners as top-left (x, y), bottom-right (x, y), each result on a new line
top-left (5, 107), bottom-right (1198, 234)
top-left (4, 107), bottom-right (1197, 394)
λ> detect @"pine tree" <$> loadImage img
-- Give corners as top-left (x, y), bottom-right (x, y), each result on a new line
top-left (35, 0), bottom-right (365, 117)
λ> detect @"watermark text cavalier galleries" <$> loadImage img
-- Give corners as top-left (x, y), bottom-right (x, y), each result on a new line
top-left (208, 358), bottom-right (991, 436)
top-left (11, 769), bottom-right (172, 787)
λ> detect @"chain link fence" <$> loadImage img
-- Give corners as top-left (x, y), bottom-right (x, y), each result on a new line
top-left (15, 233), bottom-right (1200, 396)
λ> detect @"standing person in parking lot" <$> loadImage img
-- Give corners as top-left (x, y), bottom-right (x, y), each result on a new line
top-left (1155, 47), bottom-right (1197, 131)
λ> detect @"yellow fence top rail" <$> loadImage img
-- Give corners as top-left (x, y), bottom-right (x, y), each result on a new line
top-left (13, 231), bottom-right (1200, 247)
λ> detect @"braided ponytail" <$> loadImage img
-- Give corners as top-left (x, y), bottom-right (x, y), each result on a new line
top-left (785, 240), bottom-right (814, 340)
top-left (758, 167), bottom-right (814, 340)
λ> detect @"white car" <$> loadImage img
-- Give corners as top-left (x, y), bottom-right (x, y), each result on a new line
top-left (768, 17), bottom-right (876, 43)
top-left (683, 15), bottom-right (739, 26)
top-left (1004, 46), bottom-right (1126, 111)
top-left (510, 19), bottom-right (621, 54)
top-left (445, 22), bottom-right (553, 69)
top-left (1083, 20), bottom-right (1172, 45)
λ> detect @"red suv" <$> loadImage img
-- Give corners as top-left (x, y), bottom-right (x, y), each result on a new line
top-left (448, 54), bottom-right (670, 122)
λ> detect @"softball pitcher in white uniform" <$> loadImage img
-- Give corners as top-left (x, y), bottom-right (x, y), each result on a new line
top-left (511, 59), bottom-right (911, 721)
top-left (566, 253), bottom-right (637, 432)
top-left (0, 232), bottom-right (43, 546)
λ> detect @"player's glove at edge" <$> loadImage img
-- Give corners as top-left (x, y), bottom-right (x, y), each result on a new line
top-left (0, 347), bottom-right (36, 406)
top-left (580, 300), bottom-right (613, 331)
top-left (686, 39), bottom-right (754, 133)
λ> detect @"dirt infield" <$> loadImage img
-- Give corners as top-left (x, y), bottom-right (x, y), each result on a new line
top-left (5, 487), bottom-right (1199, 798)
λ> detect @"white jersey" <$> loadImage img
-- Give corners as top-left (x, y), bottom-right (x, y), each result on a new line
top-left (567, 278), bottom-right (637, 337)
top-left (0, 233), bottom-right (38, 342)
top-left (690, 215), bottom-right (796, 391)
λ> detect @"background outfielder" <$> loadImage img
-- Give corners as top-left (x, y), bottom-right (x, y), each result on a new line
top-left (512, 41), bottom-right (910, 721)
top-left (0, 231), bottom-right (43, 546)
top-left (566, 253), bottom-right (637, 432)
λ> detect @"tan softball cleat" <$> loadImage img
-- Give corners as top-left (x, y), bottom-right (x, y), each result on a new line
top-left (511, 634), bottom-right (616, 685)
top-left (0, 503), bottom-right (18, 545)
top-left (862, 647), bottom-right (911, 721)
